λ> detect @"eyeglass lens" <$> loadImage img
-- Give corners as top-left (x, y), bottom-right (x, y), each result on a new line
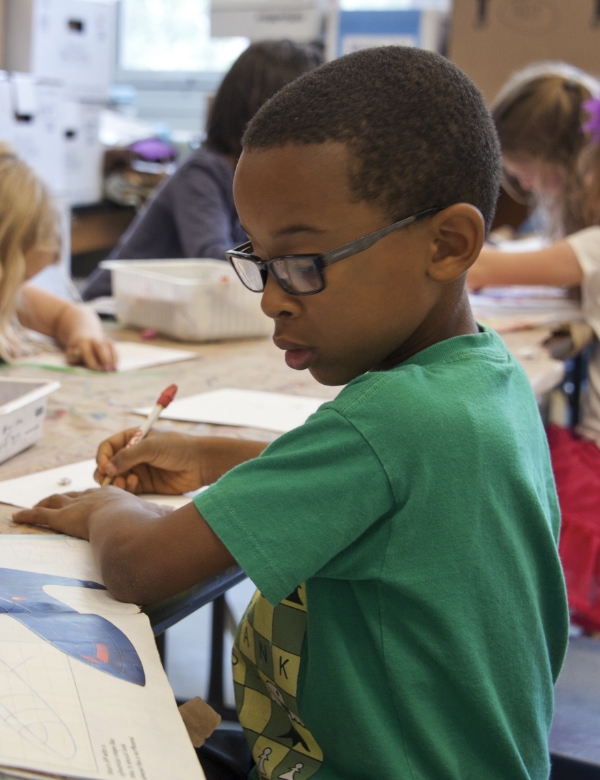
top-left (231, 254), bottom-right (324, 294)
top-left (230, 256), bottom-right (266, 292)
top-left (271, 257), bottom-right (324, 293)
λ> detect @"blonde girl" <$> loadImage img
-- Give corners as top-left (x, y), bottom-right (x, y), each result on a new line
top-left (468, 63), bottom-right (600, 631)
top-left (0, 144), bottom-right (116, 370)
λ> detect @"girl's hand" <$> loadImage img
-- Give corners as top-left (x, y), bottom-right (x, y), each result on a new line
top-left (65, 336), bottom-right (118, 371)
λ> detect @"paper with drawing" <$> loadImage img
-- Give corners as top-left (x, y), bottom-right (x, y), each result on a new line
top-left (0, 535), bottom-right (204, 780)
top-left (134, 388), bottom-right (329, 433)
top-left (13, 342), bottom-right (197, 373)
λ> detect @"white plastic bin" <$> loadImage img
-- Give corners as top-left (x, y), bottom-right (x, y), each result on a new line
top-left (100, 259), bottom-right (273, 342)
top-left (0, 378), bottom-right (60, 465)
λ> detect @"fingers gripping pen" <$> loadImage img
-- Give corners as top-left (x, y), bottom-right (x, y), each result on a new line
top-left (101, 384), bottom-right (178, 487)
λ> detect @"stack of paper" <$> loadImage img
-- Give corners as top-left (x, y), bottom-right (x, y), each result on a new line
top-left (470, 286), bottom-right (582, 332)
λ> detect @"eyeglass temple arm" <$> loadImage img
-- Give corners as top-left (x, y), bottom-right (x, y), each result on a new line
top-left (320, 207), bottom-right (443, 268)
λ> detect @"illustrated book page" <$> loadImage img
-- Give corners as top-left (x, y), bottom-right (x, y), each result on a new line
top-left (0, 535), bottom-right (204, 780)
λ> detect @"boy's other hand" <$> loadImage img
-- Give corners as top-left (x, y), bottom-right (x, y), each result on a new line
top-left (12, 487), bottom-right (151, 539)
top-left (66, 336), bottom-right (118, 371)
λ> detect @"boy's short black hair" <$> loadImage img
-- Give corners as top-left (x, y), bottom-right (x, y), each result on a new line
top-left (242, 47), bottom-right (501, 232)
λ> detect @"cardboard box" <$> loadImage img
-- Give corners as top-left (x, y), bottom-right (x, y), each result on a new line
top-left (448, 0), bottom-right (600, 104)
top-left (0, 74), bottom-right (102, 204)
top-left (4, 0), bottom-right (117, 101)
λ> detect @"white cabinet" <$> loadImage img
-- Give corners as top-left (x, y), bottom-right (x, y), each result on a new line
top-left (4, 0), bottom-right (117, 101)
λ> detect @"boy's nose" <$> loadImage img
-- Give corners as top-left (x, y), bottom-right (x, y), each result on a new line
top-left (260, 272), bottom-right (299, 320)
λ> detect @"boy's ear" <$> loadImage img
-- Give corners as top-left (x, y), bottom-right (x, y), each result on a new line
top-left (426, 204), bottom-right (486, 282)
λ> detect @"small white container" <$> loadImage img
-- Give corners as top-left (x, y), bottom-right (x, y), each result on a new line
top-left (0, 378), bottom-right (60, 465)
top-left (100, 259), bottom-right (273, 342)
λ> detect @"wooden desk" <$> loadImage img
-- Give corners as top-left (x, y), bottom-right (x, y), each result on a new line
top-left (0, 323), bottom-right (566, 506)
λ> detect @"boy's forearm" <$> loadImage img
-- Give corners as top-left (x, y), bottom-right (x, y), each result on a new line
top-left (201, 436), bottom-right (269, 483)
top-left (88, 498), bottom-right (236, 605)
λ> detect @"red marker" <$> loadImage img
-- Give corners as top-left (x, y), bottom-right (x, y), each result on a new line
top-left (102, 384), bottom-right (178, 487)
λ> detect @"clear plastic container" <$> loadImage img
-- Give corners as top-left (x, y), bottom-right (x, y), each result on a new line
top-left (101, 259), bottom-right (272, 342)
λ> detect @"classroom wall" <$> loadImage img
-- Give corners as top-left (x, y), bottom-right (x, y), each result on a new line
top-left (0, 0), bottom-right (5, 68)
top-left (449, 0), bottom-right (600, 104)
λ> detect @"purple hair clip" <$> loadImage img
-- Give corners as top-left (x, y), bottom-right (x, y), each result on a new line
top-left (582, 97), bottom-right (600, 143)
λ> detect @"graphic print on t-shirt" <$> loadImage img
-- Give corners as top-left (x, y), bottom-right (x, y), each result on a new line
top-left (232, 584), bottom-right (324, 779)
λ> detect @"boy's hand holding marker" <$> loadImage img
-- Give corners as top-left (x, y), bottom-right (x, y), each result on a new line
top-left (101, 384), bottom-right (178, 487)
top-left (96, 429), bottom-right (268, 494)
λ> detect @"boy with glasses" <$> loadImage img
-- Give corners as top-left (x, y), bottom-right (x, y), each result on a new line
top-left (16, 47), bottom-right (568, 780)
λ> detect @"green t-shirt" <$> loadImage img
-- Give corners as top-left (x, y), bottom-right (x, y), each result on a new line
top-left (194, 328), bottom-right (568, 780)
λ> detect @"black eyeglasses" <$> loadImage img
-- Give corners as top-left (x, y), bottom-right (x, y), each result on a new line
top-left (226, 206), bottom-right (443, 296)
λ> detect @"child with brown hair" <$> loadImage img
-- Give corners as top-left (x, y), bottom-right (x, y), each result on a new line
top-left (469, 63), bottom-right (600, 631)
top-left (490, 61), bottom-right (600, 238)
top-left (0, 144), bottom-right (116, 370)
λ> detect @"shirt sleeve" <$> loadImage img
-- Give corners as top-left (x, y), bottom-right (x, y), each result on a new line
top-left (566, 226), bottom-right (600, 339)
top-left (193, 407), bottom-right (394, 605)
top-left (169, 162), bottom-right (240, 259)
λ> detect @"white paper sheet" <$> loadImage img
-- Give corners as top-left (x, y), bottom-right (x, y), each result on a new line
top-left (494, 235), bottom-right (549, 253)
top-left (134, 388), bottom-right (329, 433)
top-left (14, 342), bottom-right (197, 373)
top-left (0, 460), bottom-right (196, 511)
top-left (0, 536), bottom-right (204, 780)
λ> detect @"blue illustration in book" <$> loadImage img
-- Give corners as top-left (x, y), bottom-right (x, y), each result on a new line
top-left (0, 568), bottom-right (145, 686)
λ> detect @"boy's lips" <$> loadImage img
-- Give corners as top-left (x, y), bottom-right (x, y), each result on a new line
top-left (274, 338), bottom-right (316, 370)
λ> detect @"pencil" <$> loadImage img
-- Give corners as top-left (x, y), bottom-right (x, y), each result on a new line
top-left (102, 384), bottom-right (178, 487)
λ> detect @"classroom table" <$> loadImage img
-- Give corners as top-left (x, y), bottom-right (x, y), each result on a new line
top-left (0, 321), bottom-right (585, 720)
top-left (0, 321), bottom-right (576, 573)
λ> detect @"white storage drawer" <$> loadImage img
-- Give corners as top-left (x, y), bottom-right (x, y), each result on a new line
top-left (0, 378), bottom-right (60, 465)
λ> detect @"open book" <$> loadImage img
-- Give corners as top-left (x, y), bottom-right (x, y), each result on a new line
top-left (0, 535), bottom-right (204, 780)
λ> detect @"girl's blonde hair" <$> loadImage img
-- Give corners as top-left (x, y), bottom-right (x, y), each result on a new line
top-left (0, 143), bottom-right (60, 360)
top-left (491, 62), bottom-right (600, 237)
